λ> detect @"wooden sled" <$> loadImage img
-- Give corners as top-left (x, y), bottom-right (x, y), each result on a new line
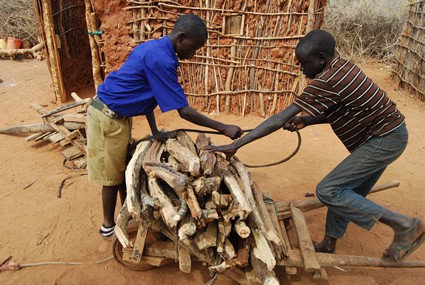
top-left (112, 179), bottom-right (425, 284)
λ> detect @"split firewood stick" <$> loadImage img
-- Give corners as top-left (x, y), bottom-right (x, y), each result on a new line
top-left (275, 180), bottom-right (400, 219)
top-left (208, 236), bottom-right (251, 272)
top-left (250, 253), bottom-right (279, 285)
top-left (251, 229), bottom-right (277, 278)
top-left (251, 178), bottom-right (282, 245)
top-left (125, 140), bottom-right (152, 219)
top-left (195, 133), bottom-right (216, 175)
top-left (147, 176), bottom-right (179, 228)
top-left (212, 191), bottom-right (233, 208)
top-left (192, 176), bottom-right (221, 196)
top-left (185, 184), bottom-right (203, 220)
top-left (150, 220), bottom-right (250, 285)
top-left (234, 220), bottom-right (251, 239)
top-left (223, 171), bottom-right (253, 219)
top-left (178, 213), bottom-right (197, 240)
top-left (166, 139), bottom-right (200, 177)
top-left (142, 161), bottom-right (188, 193)
top-left (201, 208), bottom-right (219, 223)
top-left (176, 131), bottom-right (197, 155)
top-left (195, 221), bottom-right (218, 251)
top-left (211, 152), bottom-right (230, 179)
top-left (166, 156), bottom-right (188, 173)
top-left (229, 161), bottom-right (267, 234)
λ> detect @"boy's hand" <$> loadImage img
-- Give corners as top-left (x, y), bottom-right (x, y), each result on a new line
top-left (152, 130), bottom-right (177, 142)
top-left (222, 125), bottom-right (243, 140)
top-left (204, 143), bottom-right (238, 161)
top-left (283, 116), bottom-right (305, 132)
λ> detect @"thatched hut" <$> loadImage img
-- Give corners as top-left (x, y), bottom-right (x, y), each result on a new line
top-left (392, 0), bottom-right (425, 101)
top-left (34, 0), bottom-right (327, 116)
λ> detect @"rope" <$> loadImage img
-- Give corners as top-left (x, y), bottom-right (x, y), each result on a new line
top-left (132, 128), bottom-right (302, 168)
top-left (20, 256), bottom-right (114, 268)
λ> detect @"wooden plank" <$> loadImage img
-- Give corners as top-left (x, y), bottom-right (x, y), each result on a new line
top-left (290, 204), bottom-right (322, 274)
top-left (279, 250), bottom-right (425, 268)
top-left (278, 219), bottom-right (298, 275)
top-left (24, 132), bottom-right (44, 141)
top-left (40, 99), bottom-right (88, 117)
top-left (144, 241), bottom-right (178, 259)
top-left (32, 103), bottom-right (87, 154)
top-left (35, 131), bottom-right (54, 141)
top-left (61, 146), bottom-right (84, 160)
top-left (131, 224), bottom-right (149, 262)
top-left (62, 114), bottom-right (86, 123)
top-left (47, 132), bottom-right (65, 143)
top-left (178, 244), bottom-right (192, 273)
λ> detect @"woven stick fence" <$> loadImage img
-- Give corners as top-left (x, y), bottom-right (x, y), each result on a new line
top-left (392, 0), bottom-right (425, 101)
top-left (86, 0), bottom-right (326, 116)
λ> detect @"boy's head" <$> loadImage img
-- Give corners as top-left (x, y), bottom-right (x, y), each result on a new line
top-left (171, 14), bottom-right (208, 60)
top-left (295, 29), bottom-right (336, 79)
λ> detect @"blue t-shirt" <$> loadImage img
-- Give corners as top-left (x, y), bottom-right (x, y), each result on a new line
top-left (97, 36), bottom-right (189, 117)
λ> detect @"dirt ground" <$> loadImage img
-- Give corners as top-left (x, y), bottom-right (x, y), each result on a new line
top-left (0, 58), bottom-right (425, 285)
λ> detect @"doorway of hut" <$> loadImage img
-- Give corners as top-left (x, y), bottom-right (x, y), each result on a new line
top-left (34, 0), bottom-right (96, 102)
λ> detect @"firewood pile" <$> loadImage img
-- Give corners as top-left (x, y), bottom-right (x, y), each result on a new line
top-left (114, 132), bottom-right (288, 284)
top-left (0, 93), bottom-right (88, 169)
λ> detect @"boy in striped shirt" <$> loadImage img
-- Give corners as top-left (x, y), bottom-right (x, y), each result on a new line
top-left (206, 29), bottom-right (424, 262)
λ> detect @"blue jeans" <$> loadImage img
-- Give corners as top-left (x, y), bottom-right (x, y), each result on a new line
top-left (316, 123), bottom-right (408, 238)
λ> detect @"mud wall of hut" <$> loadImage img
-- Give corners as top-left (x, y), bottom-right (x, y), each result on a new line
top-left (86, 0), bottom-right (326, 116)
top-left (392, 0), bottom-right (425, 101)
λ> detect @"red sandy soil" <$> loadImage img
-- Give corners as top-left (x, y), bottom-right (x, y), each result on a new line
top-left (0, 59), bottom-right (425, 285)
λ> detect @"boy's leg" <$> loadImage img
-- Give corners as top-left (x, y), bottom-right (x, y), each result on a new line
top-left (102, 185), bottom-right (121, 228)
top-left (315, 123), bottom-right (408, 252)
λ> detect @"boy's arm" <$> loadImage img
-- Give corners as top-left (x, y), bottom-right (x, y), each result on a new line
top-left (146, 111), bottom-right (176, 140)
top-left (177, 106), bottom-right (243, 139)
top-left (283, 113), bottom-right (327, 131)
top-left (205, 104), bottom-right (301, 158)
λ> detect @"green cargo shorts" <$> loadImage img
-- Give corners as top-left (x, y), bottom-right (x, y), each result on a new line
top-left (86, 105), bottom-right (131, 186)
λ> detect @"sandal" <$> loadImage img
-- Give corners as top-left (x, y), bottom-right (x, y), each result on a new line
top-left (383, 218), bottom-right (425, 262)
top-left (99, 224), bottom-right (115, 238)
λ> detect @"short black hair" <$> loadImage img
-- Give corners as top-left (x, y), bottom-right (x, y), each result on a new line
top-left (173, 14), bottom-right (208, 39)
top-left (297, 29), bottom-right (336, 57)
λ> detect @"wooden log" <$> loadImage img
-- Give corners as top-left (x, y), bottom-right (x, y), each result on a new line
top-left (290, 204), bottom-right (323, 275)
top-left (166, 139), bottom-right (200, 177)
top-left (0, 123), bottom-right (54, 135)
top-left (276, 180), bottom-right (401, 219)
top-left (264, 192), bottom-right (288, 259)
top-left (147, 176), bottom-right (179, 228)
top-left (125, 140), bottom-right (152, 219)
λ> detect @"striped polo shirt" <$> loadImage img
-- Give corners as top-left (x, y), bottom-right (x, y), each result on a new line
top-left (294, 56), bottom-right (405, 152)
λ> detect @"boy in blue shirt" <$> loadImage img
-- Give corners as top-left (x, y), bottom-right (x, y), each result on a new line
top-left (87, 14), bottom-right (243, 239)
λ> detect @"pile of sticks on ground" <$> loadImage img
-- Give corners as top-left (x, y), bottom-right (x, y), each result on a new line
top-left (115, 132), bottom-right (287, 284)
top-left (0, 92), bottom-right (88, 169)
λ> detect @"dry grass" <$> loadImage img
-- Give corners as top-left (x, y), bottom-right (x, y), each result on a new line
top-left (0, 0), bottom-right (38, 43)
top-left (322, 0), bottom-right (409, 63)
